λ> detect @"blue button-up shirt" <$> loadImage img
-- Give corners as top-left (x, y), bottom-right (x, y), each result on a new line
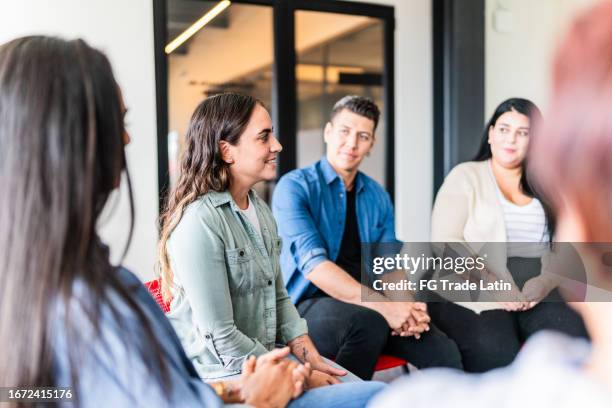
top-left (272, 157), bottom-right (398, 304)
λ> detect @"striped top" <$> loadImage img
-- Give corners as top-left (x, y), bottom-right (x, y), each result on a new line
top-left (489, 161), bottom-right (549, 258)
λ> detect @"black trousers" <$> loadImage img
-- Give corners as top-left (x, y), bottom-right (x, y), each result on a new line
top-left (297, 296), bottom-right (463, 380)
top-left (428, 298), bottom-right (588, 373)
top-left (426, 256), bottom-right (588, 373)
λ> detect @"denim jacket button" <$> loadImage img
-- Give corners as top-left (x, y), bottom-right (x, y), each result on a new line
top-left (267, 280), bottom-right (272, 286)
top-left (205, 334), bottom-right (211, 339)
top-left (239, 250), bottom-right (245, 257)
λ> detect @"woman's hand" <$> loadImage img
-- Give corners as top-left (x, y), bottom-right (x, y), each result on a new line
top-left (308, 358), bottom-right (346, 379)
top-left (305, 369), bottom-right (340, 389)
top-left (252, 347), bottom-right (312, 399)
top-left (498, 301), bottom-right (531, 312)
top-left (240, 352), bottom-right (295, 408)
top-left (497, 281), bottom-right (531, 311)
top-left (291, 362), bottom-right (311, 398)
top-left (522, 276), bottom-right (555, 309)
top-left (288, 335), bottom-right (347, 382)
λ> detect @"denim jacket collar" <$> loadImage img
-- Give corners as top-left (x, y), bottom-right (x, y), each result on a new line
top-left (208, 189), bottom-right (257, 210)
top-left (320, 156), bottom-right (365, 193)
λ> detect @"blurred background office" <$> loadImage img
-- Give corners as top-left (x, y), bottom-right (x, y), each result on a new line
top-left (0, 0), bottom-right (598, 282)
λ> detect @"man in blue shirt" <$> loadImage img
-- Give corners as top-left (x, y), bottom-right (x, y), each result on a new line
top-left (272, 95), bottom-right (462, 379)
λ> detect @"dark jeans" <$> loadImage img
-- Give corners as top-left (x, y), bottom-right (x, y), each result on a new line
top-left (297, 296), bottom-right (463, 380)
top-left (426, 255), bottom-right (587, 372)
top-left (428, 298), bottom-right (588, 373)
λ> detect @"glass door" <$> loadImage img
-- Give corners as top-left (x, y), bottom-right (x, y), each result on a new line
top-left (295, 10), bottom-right (387, 187)
top-left (154, 0), bottom-right (394, 207)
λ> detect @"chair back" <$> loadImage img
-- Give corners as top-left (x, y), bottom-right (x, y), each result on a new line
top-left (144, 278), bottom-right (170, 313)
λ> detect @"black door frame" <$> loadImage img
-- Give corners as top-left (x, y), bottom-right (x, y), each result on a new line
top-left (432, 0), bottom-right (485, 194)
top-left (153, 0), bottom-right (396, 212)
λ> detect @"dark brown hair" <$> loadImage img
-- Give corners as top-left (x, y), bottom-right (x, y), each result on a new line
top-left (474, 98), bottom-right (554, 241)
top-left (158, 93), bottom-right (261, 300)
top-left (330, 95), bottom-right (381, 131)
top-left (0, 36), bottom-right (168, 404)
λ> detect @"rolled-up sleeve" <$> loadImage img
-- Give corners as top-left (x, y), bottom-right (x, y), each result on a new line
top-left (300, 248), bottom-right (328, 276)
top-left (273, 175), bottom-right (329, 276)
top-left (168, 206), bottom-right (268, 371)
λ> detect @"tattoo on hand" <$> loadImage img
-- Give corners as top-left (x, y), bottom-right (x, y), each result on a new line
top-left (290, 335), bottom-right (309, 363)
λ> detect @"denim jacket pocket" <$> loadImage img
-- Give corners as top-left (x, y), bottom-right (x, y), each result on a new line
top-left (225, 246), bottom-right (256, 294)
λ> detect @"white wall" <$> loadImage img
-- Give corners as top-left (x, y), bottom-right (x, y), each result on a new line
top-left (349, 0), bottom-right (434, 242)
top-left (485, 0), bottom-right (598, 117)
top-left (0, 0), bottom-right (160, 280)
top-left (168, 7), bottom-right (374, 154)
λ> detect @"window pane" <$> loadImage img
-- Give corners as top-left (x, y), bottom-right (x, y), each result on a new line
top-left (295, 10), bottom-right (386, 186)
top-left (166, 0), bottom-right (273, 199)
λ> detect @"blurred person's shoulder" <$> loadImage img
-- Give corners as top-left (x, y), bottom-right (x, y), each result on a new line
top-left (64, 266), bottom-right (164, 326)
top-left (369, 331), bottom-right (611, 408)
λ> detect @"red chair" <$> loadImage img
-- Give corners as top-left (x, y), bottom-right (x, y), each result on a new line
top-left (145, 278), bottom-right (170, 313)
top-left (375, 355), bottom-right (408, 372)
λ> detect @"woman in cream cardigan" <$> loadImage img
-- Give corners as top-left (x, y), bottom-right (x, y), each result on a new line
top-left (429, 98), bottom-right (587, 372)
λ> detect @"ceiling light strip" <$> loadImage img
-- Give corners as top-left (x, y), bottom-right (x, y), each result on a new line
top-left (165, 0), bottom-right (231, 54)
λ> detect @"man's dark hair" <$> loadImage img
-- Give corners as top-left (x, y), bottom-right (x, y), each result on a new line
top-left (329, 95), bottom-right (380, 131)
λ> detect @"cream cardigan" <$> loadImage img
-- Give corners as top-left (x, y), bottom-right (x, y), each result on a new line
top-left (431, 160), bottom-right (552, 312)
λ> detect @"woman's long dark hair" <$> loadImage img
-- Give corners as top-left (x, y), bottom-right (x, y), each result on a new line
top-left (158, 93), bottom-right (261, 301)
top-left (473, 98), bottom-right (555, 240)
top-left (0, 36), bottom-right (169, 404)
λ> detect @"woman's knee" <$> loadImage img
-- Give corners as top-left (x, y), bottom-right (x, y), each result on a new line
top-left (520, 302), bottom-right (588, 339)
top-left (432, 335), bottom-right (463, 369)
top-left (462, 335), bottom-right (520, 372)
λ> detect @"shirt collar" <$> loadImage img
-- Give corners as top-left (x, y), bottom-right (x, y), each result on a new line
top-left (320, 156), bottom-right (365, 193)
top-left (320, 156), bottom-right (339, 185)
top-left (208, 189), bottom-right (256, 209)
